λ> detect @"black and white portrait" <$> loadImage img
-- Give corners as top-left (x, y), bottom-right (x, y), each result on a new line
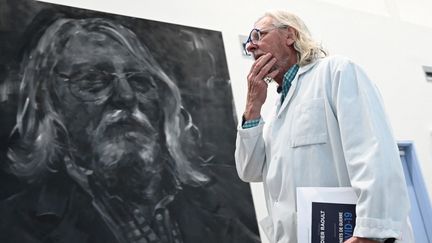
top-left (0, 1), bottom-right (260, 242)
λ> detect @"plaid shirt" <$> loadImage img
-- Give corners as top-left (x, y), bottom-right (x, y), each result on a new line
top-left (280, 64), bottom-right (299, 104)
top-left (242, 64), bottom-right (299, 129)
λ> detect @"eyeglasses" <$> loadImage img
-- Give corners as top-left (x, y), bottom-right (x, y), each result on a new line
top-left (243, 25), bottom-right (288, 56)
top-left (57, 70), bottom-right (156, 102)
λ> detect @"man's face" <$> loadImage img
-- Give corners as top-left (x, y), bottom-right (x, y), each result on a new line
top-left (247, 16), bottom-right (297, 76)
top-left (53, 31), bottom-right (163, 195)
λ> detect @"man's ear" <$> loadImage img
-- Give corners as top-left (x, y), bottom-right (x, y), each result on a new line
top-left (285, 27), bottom-right (296, 46)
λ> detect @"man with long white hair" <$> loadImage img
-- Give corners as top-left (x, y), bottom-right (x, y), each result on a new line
top-left (235, 10), bottom-right (412, 243)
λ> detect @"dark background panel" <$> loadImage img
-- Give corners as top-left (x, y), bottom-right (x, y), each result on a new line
top-left (0, 0), bottom-right (259, 242)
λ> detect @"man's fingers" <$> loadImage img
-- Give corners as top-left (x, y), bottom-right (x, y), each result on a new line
top-left (257, 57), bottom-right (277, 80)
top-left (249, 55), bottom-right (278, 85)
top-left (250, 53), bottom-right (273, 76)
top-left (266, 68), bottom-right (279, 79)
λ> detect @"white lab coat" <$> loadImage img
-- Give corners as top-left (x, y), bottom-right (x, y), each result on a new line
top-left (235, 56), bottom-right (412, 243)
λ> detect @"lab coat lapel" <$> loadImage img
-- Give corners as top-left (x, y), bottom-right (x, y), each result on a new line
top-left (276, 61), bottom-right (319, 117)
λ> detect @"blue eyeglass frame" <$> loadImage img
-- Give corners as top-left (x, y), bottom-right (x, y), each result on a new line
top-left (242, 25), bottom-right (288, 56)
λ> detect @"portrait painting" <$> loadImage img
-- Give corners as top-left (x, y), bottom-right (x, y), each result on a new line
top-left (0, 0), bottom-right (261, 242)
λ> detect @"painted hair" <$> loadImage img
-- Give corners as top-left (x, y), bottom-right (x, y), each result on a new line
top-left (259, 10), bottom-right (327, 66)
top-left (8, 17), bottom-right (208, 185)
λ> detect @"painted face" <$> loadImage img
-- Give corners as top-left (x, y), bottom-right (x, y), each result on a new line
top-left (53, 30), bottom-right (164, 195)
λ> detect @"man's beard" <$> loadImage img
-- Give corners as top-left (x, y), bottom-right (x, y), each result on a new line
top-left (90, 108), bottom-right (163, 200)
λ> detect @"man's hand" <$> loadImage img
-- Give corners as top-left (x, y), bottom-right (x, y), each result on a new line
top-left (344, 236), bottom-right (380, 243)
top-left (244, 53), bottom-right (279, 120)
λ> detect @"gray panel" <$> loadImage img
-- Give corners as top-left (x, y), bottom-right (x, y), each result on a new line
top-left (0, 0), bottom-right (261, 242)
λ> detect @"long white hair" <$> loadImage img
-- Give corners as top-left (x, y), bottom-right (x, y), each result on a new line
top-left (259, 10), bottom-right (327, 66)
top-left (8, 17), bottom-right (208, 185)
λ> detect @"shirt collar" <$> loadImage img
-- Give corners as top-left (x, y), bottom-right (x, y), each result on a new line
top-left (277, 64), bottom-right (299, 94)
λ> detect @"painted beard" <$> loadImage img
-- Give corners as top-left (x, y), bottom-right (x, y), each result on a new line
top-left (90, 109), bottom-right (163, 200)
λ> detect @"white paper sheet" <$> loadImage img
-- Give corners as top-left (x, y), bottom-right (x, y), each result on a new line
top-left (296, 187), bottom-right (358, 243)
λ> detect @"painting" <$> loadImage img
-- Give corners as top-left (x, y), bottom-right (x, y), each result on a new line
top-left (0, 0), bottom-right (261, 242)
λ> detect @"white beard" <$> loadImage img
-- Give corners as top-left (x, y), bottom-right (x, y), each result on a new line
top-left (90, 109), bottom-right (162, 187)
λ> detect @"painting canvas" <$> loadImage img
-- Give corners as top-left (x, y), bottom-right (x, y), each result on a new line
top-left (0, 0), bottom-right (261, 242)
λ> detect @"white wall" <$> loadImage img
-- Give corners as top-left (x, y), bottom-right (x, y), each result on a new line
top-left (39, 1), bottom-right (432, 242)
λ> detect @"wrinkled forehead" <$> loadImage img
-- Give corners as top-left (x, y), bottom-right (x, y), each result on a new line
top-left (254, 16), bottom-right (275, 29)
top-left (63, 31), bottom-right (126, 55)
top-left (55, 31), bottom-right (140, 74)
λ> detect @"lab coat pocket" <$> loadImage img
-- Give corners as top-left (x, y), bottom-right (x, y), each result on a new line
top-left (291, 98), bottom-right (328, 147)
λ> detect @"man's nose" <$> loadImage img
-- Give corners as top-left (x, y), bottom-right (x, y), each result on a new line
top-left (111, 76), bottom-right (136, 108)
top-left (246, 42), bottom-right (258, 54)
